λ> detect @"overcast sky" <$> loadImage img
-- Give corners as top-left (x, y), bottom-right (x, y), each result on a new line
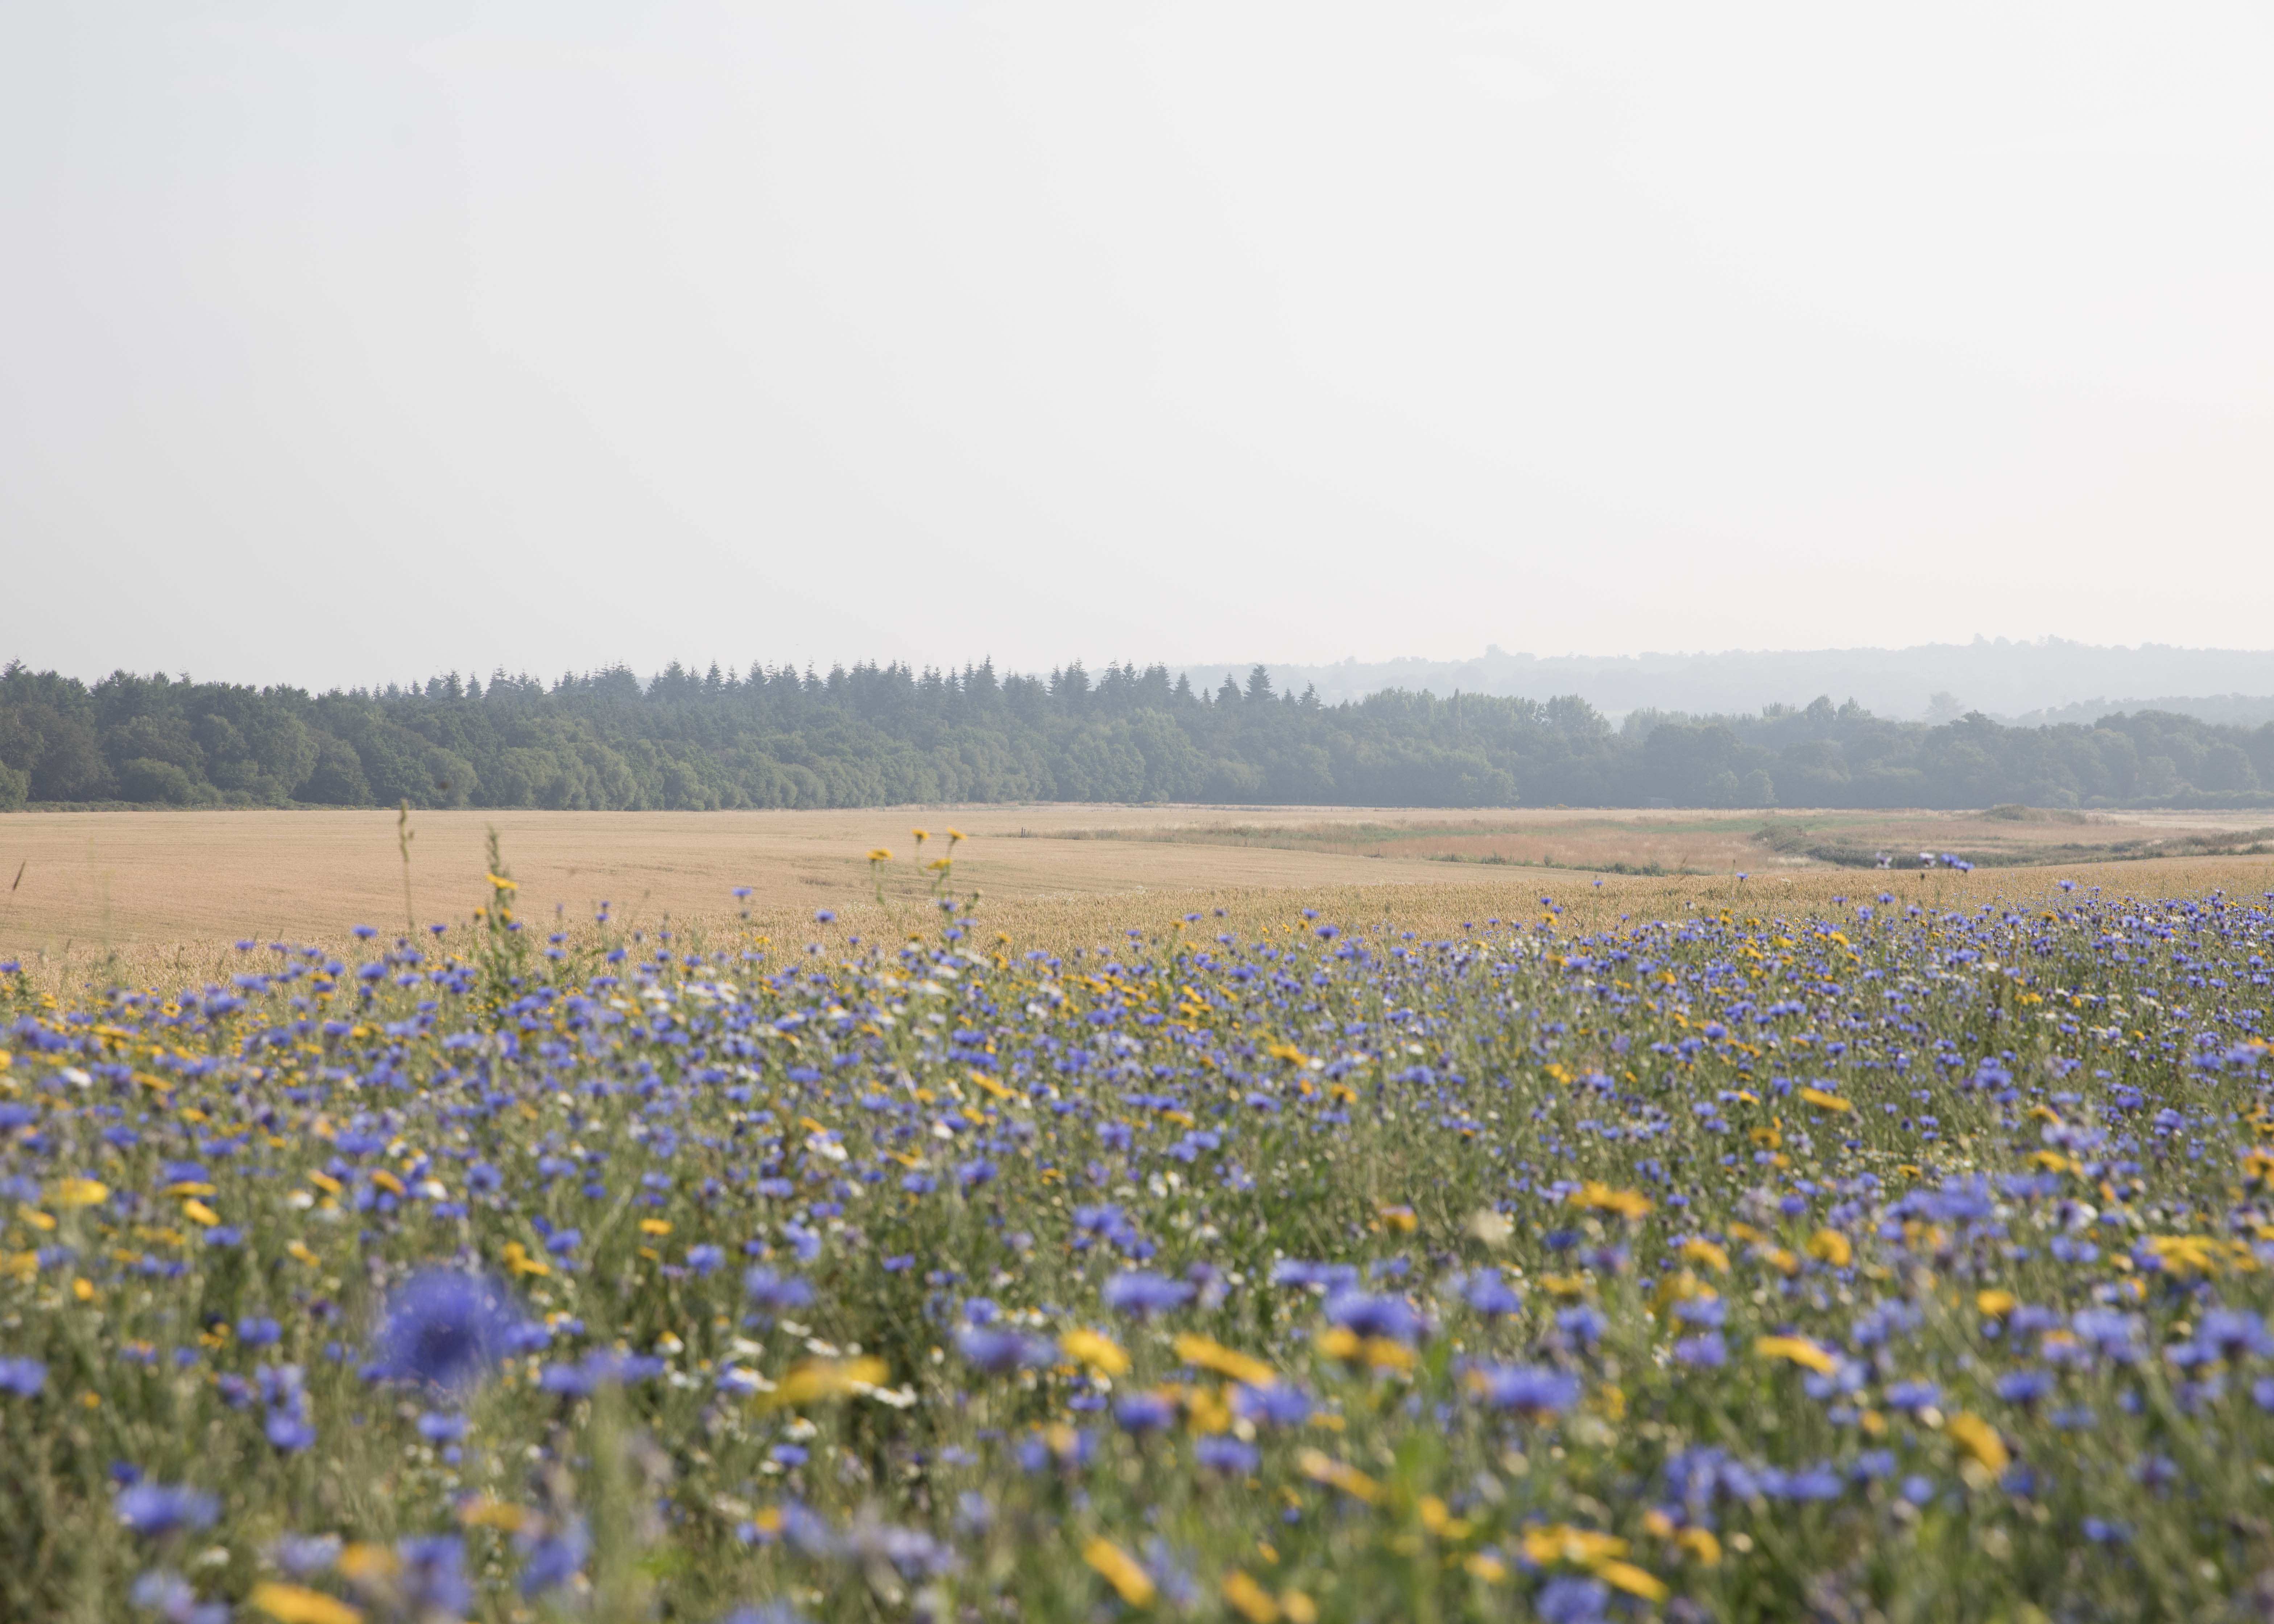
top-left (4, 4), bottom-right (2270, 690)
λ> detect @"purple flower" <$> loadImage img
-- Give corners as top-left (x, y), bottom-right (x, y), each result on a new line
top-left (517, 1514), bottom-right (590, 1596)
top-left (117, 1483), bottom-right (220, 1538)
top-left (954, 1326), bottom-right (1053, 1375)
top-left (1463, 1271), bottom-right (1522, 1317)
top-left (0, 1356), bottom-right (46, 1397)
top-left (1674, 1333), bottom-right (1728, 1367)
top-left (1114, 1392), bottom-right (1178, 1433)
top-left (744, 1268), bottom-right (815, 1318)
top-left (1101, 1270), bottom-right (1196, 1319)
top-left (539, 1351), bottom-right (666, 1395)
top-left (1322, 1290), bottom-right (1423, 1345)
top-left (1885, 1379), bottom-right (1940, 1413)
top-left (1467, 1363), bottom-right (1580, 1416)
top-left (375, 1271), bottom-right (522, 1391)
top-left (1996, 1370), bottom-right (2054, 1405)
top-left (2195, 1309), bottom-right (2274, 1360)
top-left (1233, 1383), bottom-right (1314, 1428)
top-left (1536, 1575), bottom-right (1610, 1624)
top-left (264, 1409), bottom-right (317, 1451)
top-left (1195, 1435), bottom-right (1260, 1474)
top-left (396, 1536), bottom-right (472, 1616)
top-left (129, 1570), bottom-right (228, 1624)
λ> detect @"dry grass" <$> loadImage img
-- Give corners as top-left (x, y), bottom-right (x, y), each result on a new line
top-left (5, 805), bottom-right (2271, 998)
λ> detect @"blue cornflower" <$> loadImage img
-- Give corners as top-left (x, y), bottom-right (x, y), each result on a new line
top-left (1101, 1270), bottom-right (1195, 1319)
top-left (129, 1570), bottom-right (228, 1624)
top-left (0, 1356), bottom-right (46, 1396)
top-left (517, 1514), bottom-right (590, 1596)
top-left (1535, 1575), bottom-right (1610, 1624)
top-left (265, 1409), bottom-right (317, 1452)
top-left (954, 1326), bottom-right (1053, 1375)
top-left (1463, 1271), bottom-right (1522, 1317)
top-left (1996, 1370), bottom-right (2055, 1405)
top-left (1113, 1392), bottom-right (1177, 1433)
top-left (1195, 1435), bottom-right (1260, 1474)
top-left (1466, 1363), bottom-right (1580, 1416)
top-left (397, 1535), bottom-right (473, 1616)
top-left (1885, 1379), bottom-right (1941, 1413)
top-left (2195, 1309), bottom-right (2274, 1360)
top-left (744, 1268), bottom-right (815, 1317)
top-left (1233, 1382), bottom-right (1314, 1427)
top-left (1322, 1290), bottom-right (1422, 1345)
top-left (375, 1271), bottom-right (521, 1391)
top-left (117, 1483), bottom-right (220, 1538)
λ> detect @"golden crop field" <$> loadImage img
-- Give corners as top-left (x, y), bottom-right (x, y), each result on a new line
top-left (4, 804), bottom-right (2270, 993)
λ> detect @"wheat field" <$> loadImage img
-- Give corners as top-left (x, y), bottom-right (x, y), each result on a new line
top-left (4, 804), bottom-right (2270, 994)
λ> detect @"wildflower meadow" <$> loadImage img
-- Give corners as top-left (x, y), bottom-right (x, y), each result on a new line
top-left (4, 847), bottom-right (2273, 1622)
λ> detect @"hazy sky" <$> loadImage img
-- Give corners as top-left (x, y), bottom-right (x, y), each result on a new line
top-left (4, 4), bottom-right (2270, 690)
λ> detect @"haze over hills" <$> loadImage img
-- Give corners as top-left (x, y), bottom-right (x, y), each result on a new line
top-left (1179, 640), bottom-right (2274, 724)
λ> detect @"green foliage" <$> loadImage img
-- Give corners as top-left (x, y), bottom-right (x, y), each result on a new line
top-left (4, 658), bottom-right (2274, 812)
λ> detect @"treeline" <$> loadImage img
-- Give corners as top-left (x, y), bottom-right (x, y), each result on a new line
top-left (3, 659), bottom-right (2271, 812)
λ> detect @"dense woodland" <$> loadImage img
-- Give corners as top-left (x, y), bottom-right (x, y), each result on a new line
top-left (3, 658), bottom-right (2272, 812)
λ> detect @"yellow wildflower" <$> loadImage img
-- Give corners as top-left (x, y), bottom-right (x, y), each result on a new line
top-left (1173, 1333), bottom-right (1275, 1388)
top-left (1316, 1326), bottom-right (1415, 1372)
top-left (2146, 1235), bottom-right (2221, 1278)
top-left (764, 1355), bottom-right (889, 1408)
top-left (1571, 1181), bottom-right (1652, 1221)
top-left (1596, 1561), bottom-right (1669, 1602)
top-left (1084, 1537), bottom-right (1155, 1606)
top-left (1755, 1335), bottom-right (1839, 1375)
top-left (248, 1583), bottom-right (363, 1624)
top-left (1521, 1525), bottom-right (1629, 1566)
top-left (1679, 1238), bottom-right (1731, 1274)
top-left (1946, 1412), bottom-right (2010, 1474)
top-left (1296, 1448), bottom-right (1381, 1503)
top-left (1976, 1289), bottom-right (2016, 1317)
top-left (1798, 1087), bottom-right (1852, 1113)
top-left (1060, 1328), bottom-right (1130, 1377)
top-left (48, 1177), bottom-right (109, 1209)
top-left (1221, 1570), bottom-right (1279, 1623)
top-left (457, 1497), bottom-right (534, 1532)
top-left (336, 1544), bottom-right (401, 1584)
top-left (1807, 1229), bottom-right (1853, 1268)
top-left (1184, 1385), bottom-right (1233, 1434)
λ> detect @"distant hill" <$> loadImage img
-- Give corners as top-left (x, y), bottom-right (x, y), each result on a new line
top-left (2004, 695), bottom-right (2274, 730)
top-left (1179, 640), bottom-right (2274, 722)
